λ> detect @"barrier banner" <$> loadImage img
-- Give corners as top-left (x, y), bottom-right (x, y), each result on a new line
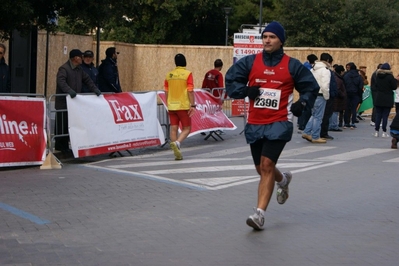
top-left (67, 92), bottom-right (164, 158)
top-left (157, 90), bottom-right (237, 137)
top-left (0, 96), bottom-right (47, 167)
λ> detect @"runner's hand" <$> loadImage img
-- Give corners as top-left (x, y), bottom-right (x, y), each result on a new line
top-left (291, 101), bottom-right (305, 117)
top-left (245, 86), bottom-right (260, 100)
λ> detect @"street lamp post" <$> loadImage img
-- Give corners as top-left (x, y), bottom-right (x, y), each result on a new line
top-left (223, 7), bottom-right (232, 46)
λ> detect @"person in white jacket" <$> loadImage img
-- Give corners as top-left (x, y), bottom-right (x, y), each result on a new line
top-left (302, 55), bottom-right (331, 143)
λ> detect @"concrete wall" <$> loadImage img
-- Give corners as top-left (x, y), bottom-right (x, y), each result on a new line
top-left (35, 31), bottom-right (399, 97)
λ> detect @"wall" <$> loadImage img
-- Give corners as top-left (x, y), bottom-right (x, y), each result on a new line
top-left (35, 31), bottom-right (399, 97)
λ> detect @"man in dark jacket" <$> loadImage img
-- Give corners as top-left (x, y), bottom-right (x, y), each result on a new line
top-left (343, 62), bottom-right (364, 128)
top-left (81, 50), bottom-right (99, 93)
top-left (225, 21), bottom-right (319, 231)
top-left (0, 43), bottom-right (11, 93)
top-left (55, 49), bottom-right (101, 153)
top-left (98, 47), bottom-right (122, 93)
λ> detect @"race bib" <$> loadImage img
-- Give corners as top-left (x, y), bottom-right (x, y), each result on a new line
top-left (253, 88), bottom-right (281, 110)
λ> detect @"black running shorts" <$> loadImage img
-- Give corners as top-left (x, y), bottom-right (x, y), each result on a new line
top-left (250, 138), bottom-right (287, 165)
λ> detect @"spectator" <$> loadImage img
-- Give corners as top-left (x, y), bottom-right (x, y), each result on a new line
top-left (319, 53), bottom-right (338, 140)
top-left (329, 65), bottom-right (347, 132)
top-left (98, 47), bottom-right (122, 93)
top-left (201, 59), bottom-right (224, 98)
top-left (55, 49), bottom-right (101, 154)
top-left (164, 53), bottom-right (196, 160)
top-left (370, 64), bottom-right (382, 126)
top-left (0, 43), bottom-right (11, 93)
top-left (81, 50), bottom-right (99, 93)
top-left (343, 62), bottom-right (363, 129)
top-left (395, 74), bottom-right (399, 113)
top-left (373, 63), bottom-right (396, 138)
top-left (225, 21), bottom-right (319, 230)
top-left (302, 56), bottom-right (331, 144)
top-left (298, 54), bottom-right (318, 132)
top-left (389, 111), bottom-right (399, 149)
top-left (303, 54), bottom-right (318, 70)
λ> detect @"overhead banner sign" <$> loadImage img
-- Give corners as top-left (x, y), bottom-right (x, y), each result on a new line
top-left (67, 92), bottom-right (164, 158)
top-left (233, 33), bottom-right (263, 63)
top-left (157, 89), bottom-right (237, 137)
top-left (0, 96), bottom-right (47, 167)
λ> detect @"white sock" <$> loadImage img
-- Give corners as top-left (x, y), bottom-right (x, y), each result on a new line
top-left (257, 208), bottom-right (265, 216)
top-left (175, 141), bottom-right (180, 149)
top-left (277, 172), bottom-right (287, 187)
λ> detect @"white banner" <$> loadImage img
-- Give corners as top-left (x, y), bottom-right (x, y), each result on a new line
top-left (67, 92), bottom-right (164, 158)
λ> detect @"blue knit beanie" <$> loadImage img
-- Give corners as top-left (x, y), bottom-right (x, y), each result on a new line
top-left (380, 63), bottom-right (391, 70)
top-left (262, 21), bottom-right (286, 45)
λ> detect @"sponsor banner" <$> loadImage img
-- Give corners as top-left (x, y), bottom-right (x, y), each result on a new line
top-left (233, 33), bottom-right (263, 63)
top-left (67, 92), bottom-right (164, 158)
top-left (231, 99), bottom-right (249, 117)
top-left (157, 90), bottom-right (237, 137)
top-left (0, 96), bottom-right (47, 167)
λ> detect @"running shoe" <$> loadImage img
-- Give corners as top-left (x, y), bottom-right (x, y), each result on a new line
top-left (246, 208), bottom-right (264, 230)
top-left (276, 171), bottom-right (292, 204)
top-left (382, 132), bottom-right (389, 138)
top-left (170, 142), bottom-right (183, 160)
top-left (373, 131), bottom-right (379, 137)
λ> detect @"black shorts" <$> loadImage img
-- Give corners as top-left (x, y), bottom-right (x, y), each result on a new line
top-left (250, 138), bottom-right (287, 165)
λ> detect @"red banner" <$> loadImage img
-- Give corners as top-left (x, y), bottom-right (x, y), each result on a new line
top-left (0, 96), bottom-right (47, 167)
top-left (158, 90), bottom-right (236, 136)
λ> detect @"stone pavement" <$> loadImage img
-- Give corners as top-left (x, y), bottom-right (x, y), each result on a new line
top-left (1, 116), bottom-right (399, 266)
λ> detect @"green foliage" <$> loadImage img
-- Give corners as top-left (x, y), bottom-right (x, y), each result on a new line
top-left (274, 0), bottom-right (399, 48)
top-left (2, 0), bottom-right (399, 48)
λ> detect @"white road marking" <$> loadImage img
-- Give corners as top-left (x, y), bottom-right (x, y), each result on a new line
top-left (187, 176), bottom-right (258, 186)
top-left (108, 157), bottom-right (252, 169)
top-left (84, 147), bottom-right (398, 190)
top-left (142, 162), bottom-right (317, 175)
top-left (281, 146), bottom-right (335, 158)
top-left (384, 157), bottom-right (399, 162)
top-left (317, 148), bottom-right (395, 160)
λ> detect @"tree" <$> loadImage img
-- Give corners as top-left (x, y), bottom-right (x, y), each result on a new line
top-left (0, 0), bottom-right (64, 39)
top-left (274, 0), bottom-right (399, 48)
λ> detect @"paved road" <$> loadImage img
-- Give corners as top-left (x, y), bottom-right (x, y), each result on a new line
top-left (1, 116), bottom-right (398, 266)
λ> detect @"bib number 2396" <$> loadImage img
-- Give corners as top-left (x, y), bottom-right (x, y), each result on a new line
top-left (253, 88), bottom-right (281, 110)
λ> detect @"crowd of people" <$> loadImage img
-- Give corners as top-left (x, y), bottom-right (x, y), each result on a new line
top-left (299, 53), bottom-right (399, 148)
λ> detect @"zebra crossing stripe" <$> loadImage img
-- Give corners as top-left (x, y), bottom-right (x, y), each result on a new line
top-left (142, 162), bottom-right (316, 175)
top-left (317, 148), bottom-right (395, 161)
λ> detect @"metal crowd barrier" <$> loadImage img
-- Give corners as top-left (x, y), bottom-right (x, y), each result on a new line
top-left (215, 88), bottom-right (248, 135)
